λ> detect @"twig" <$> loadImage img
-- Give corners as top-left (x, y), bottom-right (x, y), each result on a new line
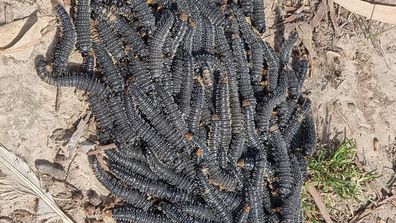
top-left (348, 191), bottom-right (396, 223)
top-left (55, 86), bottom-right (61, 112)
top-left (306, 182), bottom-right (334, 223)
top-left (65, 111), bottom-right (92, 157)
top-left (86, 143), bottom-right (117, 156)
top-left (327, 0), bottom-right (341, 35)
top-left (311, 0), bottom-right (328, 28)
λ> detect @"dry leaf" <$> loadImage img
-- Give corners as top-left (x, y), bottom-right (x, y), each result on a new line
top-left (296, 22), bottom-right (314, 56)
top-left (296, 21), bottom-right (317, 74)
top-left (334, 0), bottom-right (396, 24)
top-left (0, 14), bottom-right (55, 60)
top-left (307, 182), bottom-right (334, 223)
top-left (310, 0), bottom-right (328, 28)
top-left (0, 144), bottom-right (75, 223)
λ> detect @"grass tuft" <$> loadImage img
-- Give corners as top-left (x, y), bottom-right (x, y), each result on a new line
top-left (302, 138), bottom-right (381, 222)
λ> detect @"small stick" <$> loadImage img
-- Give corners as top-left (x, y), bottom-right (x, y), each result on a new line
top-left (306, 182), bottom-right (334, 223)
top-left (66, 111), bottom-right (92, 157)
top-left (55, 86), bottom-right (61, 111)
top-left (86, 143), bottom-right (117, 156)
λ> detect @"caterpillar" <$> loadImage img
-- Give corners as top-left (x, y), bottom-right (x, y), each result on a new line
top-left (75, 0), bottom-right (92, 56)
top-left (196, 169), bottom-right (233, 223)
top-left (112, 207), bottom-right (173, 223)
top-left (146, 150), bottom-right (196, 192)
top-left (232, 33), bottom-right (257, 110)
top-left (110, 164), bottom-right (192, 203)
top-left (35, 56), bottom-right (109, 97)
top-left (89, 155), bottom-right (152, 210)
top-left (82, 54), bottom-right (94, 74)
top-left (148, 10), bottom-right (175, 80)
top-left (94, 14), bottom-right (126, 62)
top-left (251, 0), bottom-right (266, 33)
top-left (105, 149), bottom-right (158, 180)
top-left (129, 0), bottom-right (156, 34)
top-left (178, 203), bottom-right (217, 222)
top-left (189, 81), bottom-right (205, 134)
top-left (52, 3), bottom-right (76, 74)
top-left (92, 41), bottom-right (124, 92)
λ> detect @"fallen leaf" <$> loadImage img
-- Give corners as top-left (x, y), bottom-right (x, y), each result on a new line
top-left (307, 182), bottom-right (334, 223)
top-left (296, 22), bottom-right (317, 75)
top-left (334, 0), bottom-right (396, 24)
top-left (328, 0), bottom-right (341, 35)
top-left (296, 22), bottom-right (314, 56)
top-left (310, 0), bottom-right (328, 28)
top-left (0, 13), bottom-right (55, 60)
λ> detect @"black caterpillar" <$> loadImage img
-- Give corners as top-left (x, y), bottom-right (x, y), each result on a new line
top-left (36, 1), bottom-right (316, 222)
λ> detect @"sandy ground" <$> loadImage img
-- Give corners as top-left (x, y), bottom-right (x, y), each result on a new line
top-left (0, 0), bottom-right (395, 222)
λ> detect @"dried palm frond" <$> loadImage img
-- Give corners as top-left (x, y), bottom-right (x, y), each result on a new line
top-left (0, 143), bottom-right (74, 223)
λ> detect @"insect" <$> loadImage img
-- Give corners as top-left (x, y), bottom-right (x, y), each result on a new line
top-left (129, 0), bottom-right (156, 34)
top-left (196, 169), bottom-right (233, 223)
top-left (111, 15), bottom-right (148, 57)
top-left (261, 41), bottom-right (279, 92)
top-left (160, 202), bottom-right (202, 223)
top-left (88, 95), bottom-right (114, 140)
top-left (178, 203), bottom-right (217, 222)
top-left (215, 76), bottom-right (232, 150)
top-left (148, 10), bottom-right (175, 80)
top-left (249, 41), bottom-right (264, 94)
top-left (202, 18), bottom-right (215, 54)
top-left (178, 56), bottom-right (194, 118)
top-left (52, 3), bottom-right (76, 74)
top-left (92, 41), bottom-right (124, 92)
top-left (280, 32), bottom-right (299, 68)
top-left (255, 84), bottom-right (286, 133)
top-left (112, 207), bottom-right (173, 223)
top-left (146, 150), bottom-right (196, 192)
top-left (269, 128), bottom-right (293, 198)
top-left (191, 0), bottom-right (226, 27)
top-left (157, 85), bottom-right (189, 135)
top-left (128, 59), bottom-right (155, 94)
top-left (236, 204), bottom-right (251, 223)
top-left (165, 19), bottom-right (188, 62)
top-left (242, 100), bottom-right (266, 156)
top-left (252, 0), bottom-right (266, 33)
top-left (105, 149), bottom-right (158, 180)
top-left (229, 133), bottom-right (247, 164)
top-left (240, 0), bottom-right (253, 16)
top-left (94, 14), bottom-right (126, 62)
top-left (300, 110), bottom-right (316, 156)
top-left (189, 81), bottom-right (205, 134)
top-left (280, 155), bottom-right (303, 222)
top-left (89, 155), bottom-right (152, 210)
top-left (232, 33), bottom-right (257, 110)
top-left (130, 83), bottom-right (188, 151)
top-left (35, 56), bottom-right (109, 97)
top-left (189, 4), bottom-right (203, 53)
top-left (75, 0), bottom-right (92, 56)
top-left (282, 98), bottom-right (312, 150)
top-left (82, 54), bottom-right (94, 74)
top-left (171, 52), bottom-right (186, 96)
top-left (113, 164), bottom-right (192, 203)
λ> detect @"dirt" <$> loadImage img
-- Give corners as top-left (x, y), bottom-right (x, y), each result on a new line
top-left (0, 0), bottom-right (395, 222)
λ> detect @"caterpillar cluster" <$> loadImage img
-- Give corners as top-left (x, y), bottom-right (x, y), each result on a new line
top-left (36, 0), bottom-right (316, 222)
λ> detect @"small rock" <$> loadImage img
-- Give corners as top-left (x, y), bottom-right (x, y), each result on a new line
top-left (87, 190), bottom-right (102, 206)
top-left (50, 128), bottom-right (68, 141)
top-left (34, 159), bottom-right (66, 180)
top-left (71, 189), bottom-right (84, 201)
top-left (373, 137), bottom-right (380, 151)
top-left (84, 203), bottom-right (96, 216)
